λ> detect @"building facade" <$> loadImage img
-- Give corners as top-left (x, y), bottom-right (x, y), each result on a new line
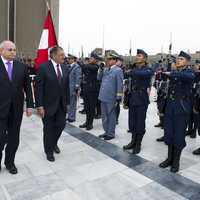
top-left (0, 0), bottom-right (59, 58)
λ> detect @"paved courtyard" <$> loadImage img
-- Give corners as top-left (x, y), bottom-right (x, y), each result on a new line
top-left (0, 89), bottom-right (200, 200)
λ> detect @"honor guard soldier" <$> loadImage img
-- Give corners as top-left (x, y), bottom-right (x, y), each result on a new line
top-left (79, 53), bottom-right (103, 130)
top-left (67, 54), bottom-right (82, 122)
top-left (156, 56), bottom-right (176, 142)
top-left (116, 55), bottom-right (124, 125)
top-left (154, 67), bottom-right (165, 130)
top-left (159, 51), bottom-right (195, 173)
top-left (192, 60), bottom-right (200, 155)
top-left (98, 52), bottom-right (124, 140)
top-left (186, 60), bottom-right (200, 138)
top-left (123, 49), bottom-right (153, 154)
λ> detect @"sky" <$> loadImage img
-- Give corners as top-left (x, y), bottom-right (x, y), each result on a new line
top-left (59, 0), bottom-right (200, 56)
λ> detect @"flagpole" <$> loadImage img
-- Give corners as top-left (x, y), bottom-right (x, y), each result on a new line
top-left (81, 45), bottom-right (84, 59)
top-left (102, 24), bottom-right (105, 56)
top-left (67, 42), bottom-right (70, 54)
top-left (44, 0), bottom-right (50, 10)
top-left (169, 32), bottom-right (172, 55)
top-left (129, 38), bottom-right (132, 68)
top-left (161, 45), bottom-right (164, 68)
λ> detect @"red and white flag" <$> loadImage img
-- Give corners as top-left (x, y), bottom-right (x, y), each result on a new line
top-left (34, 10), bottom-right (58, 70)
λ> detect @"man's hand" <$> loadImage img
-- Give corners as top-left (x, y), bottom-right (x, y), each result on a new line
top-left (26, 108), bottom-right (32, 117)
top-left (75, 88), bottom-right (80, 96)
top-left (147, 88), bottom-right (151, 96)
top-left (162, 72), bottom-right (171, 76)
top-left (115, 98), bottom-right (121, 106)
top-left (193, 106), bottom-right (199, 114)
top-left (37, 107), bottom-right (45, 118)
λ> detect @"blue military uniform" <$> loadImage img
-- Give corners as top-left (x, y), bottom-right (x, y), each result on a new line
top-left (186, 63), bottom-right (200, 138)
top-left (128, 65), bottom-right (153, 134)
top-left (164, 67), bottom-right (194, 149)
top-left (193, 60), bottom-right (200, 155)
top-left (123, 49), bottom-right (153, 154)
top-left (67, 58), bottom-right (82, 122)
top-left (159, 51), bottom-right (195, 173)
top-left (98, 54), bottom-right (124, 139)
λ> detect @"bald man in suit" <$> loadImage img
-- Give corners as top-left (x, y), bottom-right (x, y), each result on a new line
top-left (0, 40), bottom-right (33, 174)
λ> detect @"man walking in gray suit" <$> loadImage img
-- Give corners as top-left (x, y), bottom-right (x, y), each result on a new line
top-left (67, 54), bottom-right (81, 122)
top-left (98, 52), bottom-right (124, 140)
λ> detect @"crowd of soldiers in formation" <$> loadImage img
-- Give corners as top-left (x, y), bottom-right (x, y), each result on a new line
top-left (18, 49), bottom-right (200, 174)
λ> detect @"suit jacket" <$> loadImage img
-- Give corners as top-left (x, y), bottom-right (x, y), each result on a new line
top-left (0, 57), bottom-right (33, 119)
top-left (68, 63), bottom-right (81, 96)
top-left (35, 60), bottom-right (70, 116)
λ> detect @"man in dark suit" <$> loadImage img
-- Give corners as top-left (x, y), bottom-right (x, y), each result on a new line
top-left (35, 46), bottom-right (70, 162)
top-left (0, 40), bottom-right (33, 174)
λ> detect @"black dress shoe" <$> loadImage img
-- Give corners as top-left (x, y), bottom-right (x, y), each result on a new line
top-left (104, 136), bottom-right (115, 141)
top-left (79, 110), bottom-right (86, 114)
top-left (79, 123), bottom-right (87, 128)
top-left (98, 134), bottom-right (106, 138)
top-left (6, 165), bottom-right (18, 174)
top-left (54, 146), bottom-right (60, 154)
top-left (193, 148), bottom-right (200, 155)
top-left (94, 115), bottom-right (101, 119)
top-left (67, 119), bottom-right (75, 123)
top-left (154, 123), bottom-right (163, 128)
top-left (156, 136), bottom-right (164, 142)
top-left (159, 159), bottom-right (172, 168)
top-left (46, 154), bottom-right (55, 162)
top-left (190, 131), bottom-right (197, 138)
top-left (86, 125), bottom-right (93, 130)
top-left (185, 130), bottom-right (192, 136)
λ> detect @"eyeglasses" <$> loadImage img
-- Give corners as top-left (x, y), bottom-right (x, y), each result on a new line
top-left (5, 48), bottom-right (16, 52)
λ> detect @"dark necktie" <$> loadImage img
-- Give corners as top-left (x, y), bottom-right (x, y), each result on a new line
top-left (56, 64), bottom-right (62, 83)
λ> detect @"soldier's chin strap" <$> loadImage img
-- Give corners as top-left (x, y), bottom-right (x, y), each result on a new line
top-left (177, 65), bottom-right (188, 71)
top-left (136, 62), bottom-right (146, 68)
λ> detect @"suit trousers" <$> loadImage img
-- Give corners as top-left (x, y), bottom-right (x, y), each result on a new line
top-left (42, 102), bottom-right (66, 155)
top-left (0, 103), bottom-right (23, 167)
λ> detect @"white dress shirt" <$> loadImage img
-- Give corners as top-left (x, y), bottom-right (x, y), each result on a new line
top-left (1, 56), bottom-right (13, 72)
top-left (51, 59), bottom-right (63, 76)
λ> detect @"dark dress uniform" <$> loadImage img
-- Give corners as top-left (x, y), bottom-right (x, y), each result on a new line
top-left (80, 63), bottom-right (99, 130)
top-left (159, 51), bottom-right (195, 173)
top-left (123, 59), bottom-right (153, 154)
top-left (155, 68), bottom-right (165, 127)
top-left (164, 68), bottom-right (194, 148)
top-left (186, 71), bottom-right (200, 138)
top-left (192, 67), bottom-right (200, 155)
top-left (155, 70), bottom-right (169, 142)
